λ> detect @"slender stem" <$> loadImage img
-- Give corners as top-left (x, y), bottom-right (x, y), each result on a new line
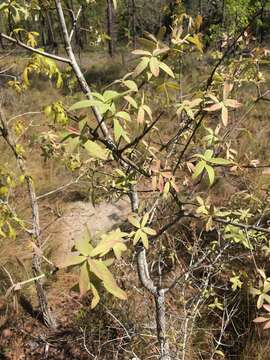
top-left (120, 111), bottom-right (164, 153)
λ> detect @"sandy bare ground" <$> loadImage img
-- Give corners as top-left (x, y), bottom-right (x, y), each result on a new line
top-left (49, 197), bottom-right (131, 262)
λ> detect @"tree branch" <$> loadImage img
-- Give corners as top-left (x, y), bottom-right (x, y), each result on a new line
top-left (54, 0), bottom-right (112, 142)
top-left (0, 33), bottom-right (71, 64)
top-left (69, 6), bottom-right (82, 42)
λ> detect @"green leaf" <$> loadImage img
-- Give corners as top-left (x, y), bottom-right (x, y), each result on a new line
top-left (124, 95), bottom-right (138, 109)
top-left (56, 72), bottom-right (63, 89)
top-left (214, 350), bottom-right (225, 358)
top-left (205, 164), bottom-right (215, 185)
top-left (133, 229), bottom-right (143, 245)
top-left (79, 119), bottom-right (87, 131)
top-left (91, 92), bottom-right (105, 101)
top-left (132, 49), bottom-right (152, 56)
top-left (192, 160), bottom-right (206, 179)
top-left (258, 268), bottom-right (266, 279)
top-left (140, 231), bottom-right (149, 249)
top-left (103, 90), bottom-right (120, 102)
top-left (89, 229), bottom-right (127, 258)
top-left (23, 68), bottom-right (30, 87)
top-left (115, 111), bottom-right (131, 122)
top-left (123, 80), bottom-right (138, 92)
top-left (263, 293), bottom-right (270, 304)
top-left (113, 242), bottom-right (127, 260)
top-left (143, 227), bottom-right (157, 236)
top-left (250, 287), bottom-right (261, 296)
top-left (90, 283), bottom-right (100, 308)
top-left (188, 34), bottom-right (203, 53)
top-left (0, 187), bottom-right (8, 196)
top-left (79, 261), bottom-right (90, 295)
top-left (103, 258), bottom-right (115, 267)
top-left (204, 149), bottom-right (214, 161)
top-left (88, 259), bottom-right (114, 283)
top-left (209, 157), bottom-right (231, 165)
top-left (159, 62), bottom-right (175, 78)
top-left (103, 279), bottom-right (127, 300)
top-left (133, 57), bottom-right (149, 78)
top-left (196, 196), bottom-right (204, 206)
top-left (257, 294), bottom-right (264, 309)
top-left (57, 255), bottom-right (86, 269)
top-left (84, 140), bottom-right (109, 160)
top-left (69, 100), bottom-right (96, 111)
top-left (114, 118), bottom-right (124, 142)
top-left (66, 136), bottom-right (80, 153)
top-left (142, 105), bottom-right (152, 120)
top-left (43, 105), bottom-right (52, 117)
top-left (137, 37), bottom-right (156, 51)
top-left (128, 216), bottom-right (141, 228)
top-left (141, 213), bottom-right (149, 227)
top-left (75, 231), bottom-right (93, 256)
top-left (149, 57), bottom-right (160, 77)
top-left (0, 3), bottom-right (8, 11)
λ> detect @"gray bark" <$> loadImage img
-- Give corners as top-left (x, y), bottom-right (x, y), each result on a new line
top-left (0, 105), bottom-right (57, 329)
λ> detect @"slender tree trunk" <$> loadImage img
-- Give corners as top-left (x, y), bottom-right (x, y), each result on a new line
top-left (40, 13), bottom-right (47, 47)
top-left (133, 189), bottom-right (171, 360)
top-left (260, 2), bottom-right (264, 43)
top-left (81, 5), bottom-right (88, 47)
top-left (137, 246), bottom-right (171, 360)
top-left (221, 0), bottom-right (225, 27)
top-left (0, 106), bottom-right (57, 330)
top-left (199, 0), bottom-right (203, 16)
top-left (155, 289), bottom-right (171, 360)
top-left (131, 0), bottom-right (136, 49)
top-left (46, 10), bottom-right (57, 53)
top-left (106, 0), bottom-right (115, 57)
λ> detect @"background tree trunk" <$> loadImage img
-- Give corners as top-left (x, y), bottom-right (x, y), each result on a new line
top-left (107, 0), bottom-right (115, 57)
top-left (46, 10), bottom-right (58, 53)
top-left (131, 0), bottom-right (137, 49)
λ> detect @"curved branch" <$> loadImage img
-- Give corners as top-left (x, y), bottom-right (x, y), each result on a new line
top-left (0, 33), bottom-right (71, 64)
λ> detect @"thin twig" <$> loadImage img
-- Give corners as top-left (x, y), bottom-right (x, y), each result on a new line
top-left (0, 33), bottom-right (71, 64)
